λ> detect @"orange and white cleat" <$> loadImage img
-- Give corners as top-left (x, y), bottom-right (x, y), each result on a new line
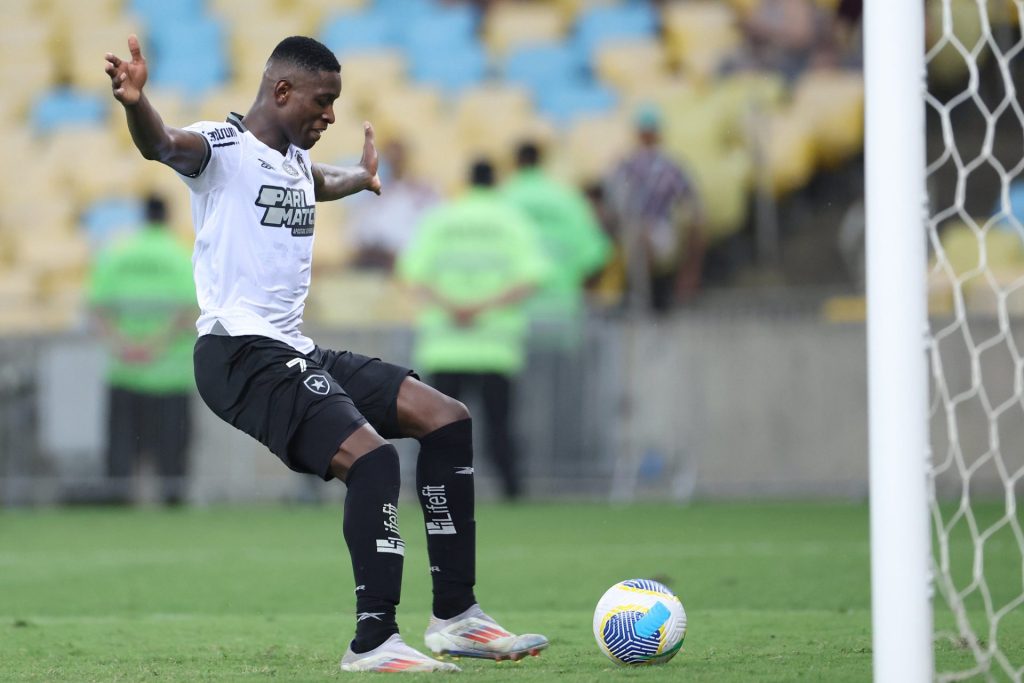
top-left (424, 604), bottom-right (549, 661)
top-left (340, 633), bottom-right (461, 673)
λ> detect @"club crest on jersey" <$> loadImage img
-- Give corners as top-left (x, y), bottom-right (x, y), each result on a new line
top-left (282, 160), bottom-right (300, 177)
top-left (303, 374), bottom-right (330, 395)
top-left (254, 185), bottom-right (315, 236)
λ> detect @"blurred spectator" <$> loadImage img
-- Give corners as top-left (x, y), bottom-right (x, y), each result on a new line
top-left (346, 139), bottom-right (440, 272)
top-left (725, 0), bottom-right (838, 81)
top-left (397, 160), bottom-right (550, 500)
top-left (605, 106), bottom-right (705, 314)
top-left (501, 140), bottom-right (611, 347)
top-left (87, 195), bottom-right (197, 505)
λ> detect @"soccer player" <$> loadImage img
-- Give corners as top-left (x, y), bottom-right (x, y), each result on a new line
top-left (104, 34), bottom-right (548, 673)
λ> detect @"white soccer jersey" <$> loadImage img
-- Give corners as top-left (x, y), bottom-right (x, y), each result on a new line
top-left (178, 113), bottom-right (318, 353)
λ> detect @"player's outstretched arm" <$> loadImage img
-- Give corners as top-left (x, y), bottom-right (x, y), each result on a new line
top-left (312, 122), bottom-right (382, 201)
top-left (105, 35), bottom-right (207, 176)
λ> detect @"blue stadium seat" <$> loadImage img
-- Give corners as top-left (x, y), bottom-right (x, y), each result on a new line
top-left (372, 0), bottom-right (438, 24)
top-left (537, 80), bottom-right (617, 125)
top-left (130, 0), bottom-right (205, 25)
top-left (573, 3), bottom-right (659, 61)
top-left (321, 10), bottom-right (397, 55)
top-left (31, 88), bottom-right (107, 133)
top-left (409, 43), bottom-right (487, 94)
top-left (83, 197), bottom-right (144, 248)
top-left (503, 43), bottom-right (587, 94)
top-left (397, 4), bottom-right (479, 52)
top-left (148, 18), bottom-right (228, 95)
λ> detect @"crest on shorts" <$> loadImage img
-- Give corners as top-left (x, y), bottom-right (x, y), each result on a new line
top-left (303, 374), bottom-right (330, 395)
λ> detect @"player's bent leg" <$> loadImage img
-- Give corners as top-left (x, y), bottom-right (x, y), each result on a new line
top-left (424, 604), bottom-right (549, 661)
top-left (340, 634), bottom-right (460, 673)
top-left (333, 426), bottom-right (406, 655)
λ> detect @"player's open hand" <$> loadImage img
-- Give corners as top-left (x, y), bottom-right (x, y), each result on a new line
top-left (360, 121), bottom-right (382, 195)
top-left (105, 35), bottom-right (148, 106)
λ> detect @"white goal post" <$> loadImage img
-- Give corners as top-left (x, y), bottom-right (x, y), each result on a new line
top-left (865, 1), bottom-right (933, 681)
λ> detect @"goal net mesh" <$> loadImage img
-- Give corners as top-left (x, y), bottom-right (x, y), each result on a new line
top-left (925, 1), bottom-right (1024, 679)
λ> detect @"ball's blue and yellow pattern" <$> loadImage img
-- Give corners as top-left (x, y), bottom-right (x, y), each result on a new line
top-left (592, 579), bottom-right (687, 665)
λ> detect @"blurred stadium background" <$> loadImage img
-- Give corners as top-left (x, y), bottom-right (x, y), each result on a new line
top-left (0, 0), bottom-right (1014, 508)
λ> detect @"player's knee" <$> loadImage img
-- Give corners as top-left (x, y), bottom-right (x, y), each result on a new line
top-left (330, 425), bottom-right (391, 481)
top-left (440, 395), bottom-right (471, 424)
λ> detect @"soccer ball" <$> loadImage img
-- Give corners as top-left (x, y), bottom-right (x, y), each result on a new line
top-left (592, 579), bottom-right (687, 665)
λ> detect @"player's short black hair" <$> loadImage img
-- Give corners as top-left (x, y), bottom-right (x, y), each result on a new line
top-left (469, 159), bottom-right (495, 188)
top-left (269, 36), bottom-right (340, 73)
top-left (515, 141), bottom-right (542, 168)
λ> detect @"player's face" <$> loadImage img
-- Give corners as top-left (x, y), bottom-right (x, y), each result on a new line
top-left (283, 70), bottom-right (341, 150)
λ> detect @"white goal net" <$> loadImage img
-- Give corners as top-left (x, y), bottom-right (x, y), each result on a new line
top-left (925, 0), bottom-right (1024, 680)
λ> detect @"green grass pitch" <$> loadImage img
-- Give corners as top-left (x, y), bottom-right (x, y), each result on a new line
top-left (1, 501), bottom-right (1019, 681)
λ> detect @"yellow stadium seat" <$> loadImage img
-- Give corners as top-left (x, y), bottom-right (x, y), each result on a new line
top-left (594, 38), bottom-right (670, 95)
top-left (336, 50), bottom-right (409, 111)
top-left (708, 71), bottom-right (787, 145)
top-left (755, 109), bottom-right (817, 197)
top-left (559, 111), bottom-right (634, 187)
top-left (207, 0), bottom-right (283, 22)
top-left (662, 1), bottom-right (742, 84)
top-left (307, 271), bottom-right (416, 327)
top-left (368, 84), bottom-right (445, 143)
top-left (309, 199), bottom-right (353, 273)
top-left (62, 18), bottom-right (146, 92)
top-left (403, 120), bottom-right (473, 196)
top-left (682, 147), bottom-right (753, 244)
top-left (483, 3), bottom-right (567, 56)
top-left (453, 83), bottom-right (534, 161)
top-left (229, 19), bottom-right (313, 90)
top-left (791, 69), bottom-right (864, 169)
top-left (938, 221), bottom-right (1024, 278)
top-left (552, 0), bottom-right (620, 22)
top-left (195, 86), bottom-right (256, 124)
top-left (926, 0), bottom-right (987, 87)
top-left (0, 61), bottom-right (59, 123)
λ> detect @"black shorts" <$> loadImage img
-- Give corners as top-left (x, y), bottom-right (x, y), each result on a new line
top-left (193, 334), bottom-right (415, 480)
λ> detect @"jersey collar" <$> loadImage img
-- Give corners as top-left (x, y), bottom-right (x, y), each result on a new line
top-left (226, 112), bottom-right (247, 132)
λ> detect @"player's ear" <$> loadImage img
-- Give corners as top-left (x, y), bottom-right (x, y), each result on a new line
top-left (273, 79), bottom-right (292, 104)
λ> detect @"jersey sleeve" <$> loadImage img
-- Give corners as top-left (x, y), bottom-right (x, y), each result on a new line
top-left (177, 121), bottom-right (243, 194)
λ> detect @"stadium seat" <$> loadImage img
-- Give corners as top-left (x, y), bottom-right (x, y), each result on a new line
top-left (572, 3), bottom-right (659, 62)
top-left (229, 19), bottom-right (312, 89)
top-left (593, 38), bottom-right (669, 95)
top-left (321, 9), bottom-right (396, 55)
top-left (662, 1), bottom-right (742, 84)
top-left (63, 17), bottom-right (146, 92)
top-left (130, 0), bottom-right (205, 25)
top-left (81, 197), bottom-right (144, 249)
top-left (503, 42), bottom-right (588, 99)
top-left (454, 83), bottom-right (533, 140)
top-left (336, 49), bottom-right (408, 109)
top-left (684, 147), bottom-right (753, 244)
top-left (408, 43), bottom-right (487, 94)
top-left (31, 88), bottom-right (108, 133)
top-left (538, 80), bottom-right (617, 126)
top-left (791, 69), bottom-right (864, 169)
top-left (757, 109), bottom-right (817, 197)
top-left (560, 111), bottom-right (633, 186)
top-left (483, 3), bottom-right (567, 57)
top-left (368, 84), bottom-right (445, 142)
top-left (398, 4), bottom-right (479, 54)
top-left (148, 19), bottom-right (229, 96)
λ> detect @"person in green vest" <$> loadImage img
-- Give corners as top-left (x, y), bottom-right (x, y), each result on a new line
top-left (501, 141), bottom-right (612, 469)
top-left (501, 141), bottom-right (611, 348)
top-left (87, 195), bottom-right (197, 505)
top-left (397, 160), bottom-right (550, 500)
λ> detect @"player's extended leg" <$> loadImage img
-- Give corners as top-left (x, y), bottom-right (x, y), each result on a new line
top-left (332, 424), bottom-right (459, 673)
top-left (395, 377), bottom-right (549, 661)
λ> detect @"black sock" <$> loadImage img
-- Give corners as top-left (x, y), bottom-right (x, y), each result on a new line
top-left (416, 418), bottom-right (477, 619)
top-left (343, 444), bottom-right (403, 653)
